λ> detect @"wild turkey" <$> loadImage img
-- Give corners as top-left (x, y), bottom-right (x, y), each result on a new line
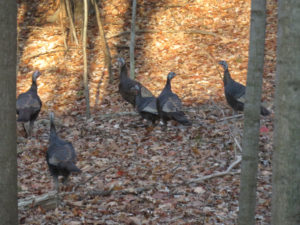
top-left (134, 84), bottom-right (159, 125)
top-left (218, 60), bottom-right (270, 116)
top-left (46, 112), bottom-right (81, 194)
top-left (16, 70), bottom-right (42, 137)
top-left (157, 72), bottom-right (192, 126)
top-left (118, 57), bottom-right (154, 107)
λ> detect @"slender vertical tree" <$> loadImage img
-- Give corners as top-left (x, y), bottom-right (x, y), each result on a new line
top-left (129, 0), bottom-right (137, 79)
top-left (0, 1), bottom-right (18, 225)
top-left (272, 1), bottom-right (300, 224)
top-left (82, 0), bottom-right (91, 118)
top-left (238, 0), bottom-right (267, 224)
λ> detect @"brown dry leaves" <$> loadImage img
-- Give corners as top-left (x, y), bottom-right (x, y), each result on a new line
top-left (17, 0), bottom-right (276, 224)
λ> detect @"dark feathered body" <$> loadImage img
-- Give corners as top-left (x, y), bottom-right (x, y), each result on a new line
top-left (46, 113), bottom-right (80, 187)
top-left (135, 85), bottom-right (159, 124)
top-left (118, 58), bottom-right (153, 106)
top-left (16, 92), bottom-right (42, 122)
top-left (219, 60), bottom-right (270, 116)
top-left (16, 71), bottom-right (42, 136)
top-left (157, 72), bottom-right (191, 126)
top-left (223, 67), bottom-right (246, 112)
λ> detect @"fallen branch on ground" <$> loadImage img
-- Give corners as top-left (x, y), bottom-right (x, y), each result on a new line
top-left (233, 137), bottom-right (243, 152)
top-left (18, 191), bottom-right (57, 211)
top-left (218, 114), bottom-right (243, 121)
top-left (18, 165), bottom-right (115, 210)
top-left (184, 155), bottom-right (242, 185)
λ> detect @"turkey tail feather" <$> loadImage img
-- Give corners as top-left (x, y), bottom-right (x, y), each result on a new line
top-left (172, 112), bottom-right (192, 126)
top-left (66, 162), bottom-right (81, 173)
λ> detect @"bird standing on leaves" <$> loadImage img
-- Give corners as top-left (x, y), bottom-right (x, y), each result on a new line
top-left (157, 72), bottom-right (192, 126)
top-left (118, 57), bottom-right (154, 107)
top-left (46, 112), bottom-right (81, 195)
top-left (218, 60), bottom-right (270, 116)
top-left (16, 70), bottom-right (42, 137)
top-left (134, 84), bottom-right (159, 125)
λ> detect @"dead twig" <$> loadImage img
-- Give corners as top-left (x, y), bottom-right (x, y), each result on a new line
top-left (120, 185), bottom-right (155, 195)
top-left (186, 156), bottom-right (242, 185)
top-left (218, 114), bottom-right (243, 121)
top-left (233, 136), bottom-right (243, 152)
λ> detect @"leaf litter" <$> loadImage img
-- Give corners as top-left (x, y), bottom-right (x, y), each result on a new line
top-left (17, 0), bottom-right (277, 224)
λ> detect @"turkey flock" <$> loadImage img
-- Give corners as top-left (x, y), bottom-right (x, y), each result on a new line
top-left (17, 58), bottom-right (270, 204)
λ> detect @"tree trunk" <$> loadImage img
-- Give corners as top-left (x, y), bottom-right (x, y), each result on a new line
top-left (82, 0), bottom-right (91, 118)
top-left (73, 0), bottom-right (84, 26)
top-left (238, 0), bottom-right (266, 224)
top-left (0, 1), bottom-right (18, 224)
top-left (272, 1), bottom-right (300, 224)
top-left (129, 0), bottom-right (137, 79)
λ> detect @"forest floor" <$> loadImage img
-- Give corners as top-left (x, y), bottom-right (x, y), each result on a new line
top-left (17, 0), bottom-right (277, 224)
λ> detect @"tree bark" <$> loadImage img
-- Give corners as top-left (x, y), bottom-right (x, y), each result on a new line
top-left (238, 1), bottom-right (266, 224)
top-left (129, 0), bottom-right (137, 79)
top-left (73, 0), bottom-right (84, 26)
top-left (272, 1), bottom-right (300, 224)
top-left (82, 0), bottom-right (91, 118)
top-left (0, 1), bottom-right (18, 224)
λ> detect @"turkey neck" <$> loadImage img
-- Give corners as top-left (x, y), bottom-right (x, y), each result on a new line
top-left (30, 78), bottom-right (38, 92)
top-left (223, 68), bottom-right (232, 86)
top-left (50, 121), bottom-right (58, 141)
top-left (164, 77), bottom-right (172, 92)
top-left (120, 64), bottom-right (128, 81)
